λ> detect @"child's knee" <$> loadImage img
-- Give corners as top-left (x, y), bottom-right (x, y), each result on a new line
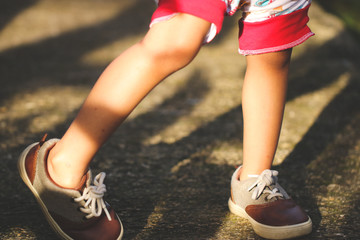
top-left (141, 34), bottom-right (202, 70)
top-left (165, 37), bottom-right (201, 62)
top-left (141, 14), bottom-right (210, 70)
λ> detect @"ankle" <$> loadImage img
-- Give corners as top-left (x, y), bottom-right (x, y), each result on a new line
top-left (239, 167), bottom-right (266, 181)
top-left (47, 149), bottom-right (84, 189)
top-left (239, 173), bottom-right (257, 181)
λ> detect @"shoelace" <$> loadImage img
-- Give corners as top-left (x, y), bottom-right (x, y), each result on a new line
top-left (74, 172), bottom-right (112, 221)
top-left (247, 169), bottom-right (284, 200)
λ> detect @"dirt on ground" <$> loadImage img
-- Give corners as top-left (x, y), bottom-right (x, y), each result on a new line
top-left (0, 0), bottom-right (359, 239)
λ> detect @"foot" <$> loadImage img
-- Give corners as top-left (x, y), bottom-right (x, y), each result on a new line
top-left (18, 135), bottom-right (124, 240)
top-left (228, 166), bottom-right (312, 239)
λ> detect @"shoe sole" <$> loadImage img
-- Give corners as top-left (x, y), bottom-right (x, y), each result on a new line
top-left (18, 142), bottom-right (124, 240)
top-left (228, 198), bottom-right (312, 239)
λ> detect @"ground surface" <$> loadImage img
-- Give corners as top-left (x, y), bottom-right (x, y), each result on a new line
top-left (0, 0), bottom-right (359, 239)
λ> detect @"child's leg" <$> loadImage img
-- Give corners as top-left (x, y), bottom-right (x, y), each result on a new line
top-left (229, 48), bottom-right (313, 239)
top-left (47, 14), bottom-right (211, 188)
top-left (229, 2), bottom-right (314, 239)
top-left (240, 49), bottom-right (292, 180)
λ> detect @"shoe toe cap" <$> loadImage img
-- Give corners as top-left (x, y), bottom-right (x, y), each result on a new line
top-left (245, 199), bottom-right (310, 226)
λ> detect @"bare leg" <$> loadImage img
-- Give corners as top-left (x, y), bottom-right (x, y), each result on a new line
top-left (47, 14), bottom-right (211, 188)
top-left (240, 49), bottom-right (292, 180)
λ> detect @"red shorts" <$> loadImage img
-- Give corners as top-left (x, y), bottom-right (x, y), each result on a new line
top-left (151, 0), bottom-right (227, 43)
top-left (151, 0), bottom-right (314, 55)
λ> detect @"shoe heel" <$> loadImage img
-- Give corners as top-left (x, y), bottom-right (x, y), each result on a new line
top-left (228, 198), bottom-right (248, 219)
top-left (18, 142), bottom-right (38, 188)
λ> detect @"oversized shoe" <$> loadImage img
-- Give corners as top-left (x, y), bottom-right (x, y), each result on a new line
top-left (18, 135), bottom-right (124, 240)
top-left (229, 167), bottom-right (312, 239)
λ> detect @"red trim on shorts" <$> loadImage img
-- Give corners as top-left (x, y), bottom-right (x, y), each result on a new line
top-left (151, 0), bottom-right (227, 34)
top-left (238, 5), bottom-right (314, 55)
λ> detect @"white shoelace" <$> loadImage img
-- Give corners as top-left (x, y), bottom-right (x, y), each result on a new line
top-left (74, 172), bottom-right (112, 221)
top-left (247, 169), bottom-right (284, 200)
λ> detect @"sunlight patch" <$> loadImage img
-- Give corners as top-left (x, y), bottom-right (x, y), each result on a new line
top-left (275, 72), bottom-right (350, 165)
top-left (0, 1), bottom-right (134, 52)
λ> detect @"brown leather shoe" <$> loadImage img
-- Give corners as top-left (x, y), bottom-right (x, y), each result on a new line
top-left (228, 166), bottom-right (312, 239)
top-left (18, 135), bottom-right (124, 240)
